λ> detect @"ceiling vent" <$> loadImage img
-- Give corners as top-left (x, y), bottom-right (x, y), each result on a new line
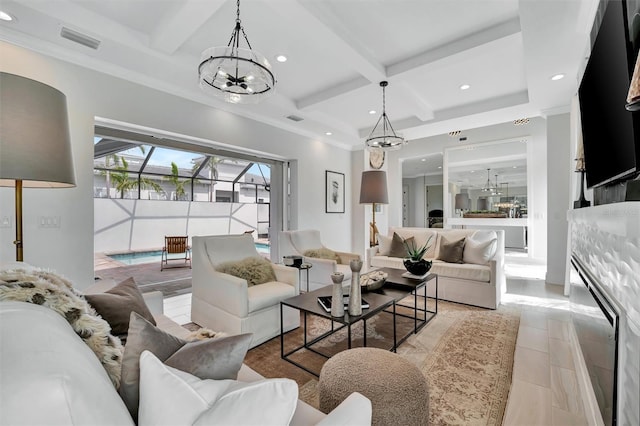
top-left (286, 115), bottom-right (304, 122)
top-left (60, 27), bottom-right (101, 50)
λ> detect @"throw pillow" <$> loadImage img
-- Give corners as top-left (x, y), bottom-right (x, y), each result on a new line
top-left (388, 232), bottom-right (415, 258)
top-left (216, 256), bottom-right (277, 286)
top-left (138, 351), bottom-right (298, 426)
top-left (120, 312), bottom-right (252, 420)
top-left (437, 235), bottom-right (466, 263)
top-left (303, 247), bottom-right (342, 264)
top-left (463, 231), bottom-right (498, 265)
top-left (0, 268), bottom-right (123, 388)
top-left (377, 234), bottom-right (392, 256)
top-left (85, 277), bottom-right (156, 343)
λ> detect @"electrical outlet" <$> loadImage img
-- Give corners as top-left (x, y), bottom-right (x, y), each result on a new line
top-left (38, 216), bottom-right (61, 228)
top-left (0, 216), bottom-right (11, 228)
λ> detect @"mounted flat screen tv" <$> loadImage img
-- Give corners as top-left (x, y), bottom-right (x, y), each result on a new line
top-left (579, 0), bottom-right (640, 188)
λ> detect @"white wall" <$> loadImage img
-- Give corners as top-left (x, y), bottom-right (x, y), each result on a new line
top-left (546, 113), bottom-right (571, 285)
top-left (94, 199), bottom-right (261, 253)
top-left (0, 42), bottom-right (353, 288)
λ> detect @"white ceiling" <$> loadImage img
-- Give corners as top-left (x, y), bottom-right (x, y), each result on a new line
top-left (0, 0), bottom-right (597, 150)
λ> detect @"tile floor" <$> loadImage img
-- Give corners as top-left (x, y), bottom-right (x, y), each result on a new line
top-left (160, 250), bottom-right (588, 425)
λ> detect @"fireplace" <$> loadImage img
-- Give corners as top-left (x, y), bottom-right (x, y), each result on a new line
top-left (568, 203), bottom-right (640, 426)
top-left (570, 256), bottom-right (618, 426)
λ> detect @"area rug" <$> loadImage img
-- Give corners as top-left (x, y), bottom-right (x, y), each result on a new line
top-left (242, 300), bottom-right (520, 426)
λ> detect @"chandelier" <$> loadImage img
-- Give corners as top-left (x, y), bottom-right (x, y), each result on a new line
top-left (198, 0), bottom-right (276, 104)
top-left (481, 168), bottom-right (494, 192)
top-left (365, 81), bottom-right (406, 150)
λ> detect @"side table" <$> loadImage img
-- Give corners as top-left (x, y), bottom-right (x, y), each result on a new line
top-left (294, 263), bottom-right (312, 292)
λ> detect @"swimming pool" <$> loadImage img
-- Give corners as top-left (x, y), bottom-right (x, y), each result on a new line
top-left (108, 243), bottom-right (271, 266)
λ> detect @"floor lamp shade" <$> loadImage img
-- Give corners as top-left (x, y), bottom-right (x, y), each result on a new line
top-left (0, 73), bottom-right (76, 188)
top-left (359, 170), bottom-right (389, 204)
top-left (0, 72), bottom-right (76, 261)
top-left (360, 170), bottom-right (388, 247)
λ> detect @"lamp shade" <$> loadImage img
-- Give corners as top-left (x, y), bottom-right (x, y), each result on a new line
top-left (359, 170), bottom-right (388, 204)
top-left (0, 72), bottom-right (76, 188)
top-left (454, 193), bottom-right (469, 210)
top-left (477, 198), bottom-right (489, 211)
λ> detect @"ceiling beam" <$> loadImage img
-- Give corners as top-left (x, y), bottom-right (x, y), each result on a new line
top-left (296, 76), bottom-right (369, 110)
top-left (387, 17), bottom-right (522, 77)
top-left (150, 0), bottom-right (225, 54)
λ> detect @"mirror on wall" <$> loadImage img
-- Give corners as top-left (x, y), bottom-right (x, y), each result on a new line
top-left (445, 139), bottom-right (528, 219)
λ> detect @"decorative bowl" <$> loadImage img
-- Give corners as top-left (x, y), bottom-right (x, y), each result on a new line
top-left (403, 259), bottom-right (432, 276)
top-left (360, 270), bottom-right (388, 292)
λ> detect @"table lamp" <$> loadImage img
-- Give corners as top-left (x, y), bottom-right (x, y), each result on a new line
top-left (359, 170), bottom-right (388, 247)
top-left (0, 73), bottom-right (76, 261)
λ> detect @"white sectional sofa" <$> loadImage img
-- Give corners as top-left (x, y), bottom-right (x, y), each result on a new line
top-left (367, 227), bottom-right (506, 309)
top-left (0, 265), bottom-right (371, 425)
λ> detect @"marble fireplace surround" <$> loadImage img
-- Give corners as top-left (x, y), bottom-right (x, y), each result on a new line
top-left (568, 202), bottom-right (640, 426)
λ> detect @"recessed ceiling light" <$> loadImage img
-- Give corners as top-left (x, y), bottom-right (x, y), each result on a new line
top-left (0, 10), bottom-right (14, 21)
top-left (275, 55), bottom-right (287, 63)
top-left (368, 110), bottom-right (376, 115)
top-left (421, 158), bottom-right (426, 162)
top-left (325, 132), bottom-right (332, 136)
top-left (438, 166), bottom-right (442, 169)
top-left (551, 73), bottom-right (565, 81)
top-left (513, 166), bottom-right (517, 168)
top-left (459, 84), bottom-right (470, 90)
top-left (470, 170), bottom-right (475, 173)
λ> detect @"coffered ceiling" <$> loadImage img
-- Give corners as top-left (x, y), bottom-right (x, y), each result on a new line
top-left (0, 0), bottom-right (597, 149)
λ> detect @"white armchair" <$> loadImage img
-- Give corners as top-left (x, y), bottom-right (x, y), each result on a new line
top-left (191, 234), bottom-right (300, 348)
top-left (279, 230), bottom-right (361, 292)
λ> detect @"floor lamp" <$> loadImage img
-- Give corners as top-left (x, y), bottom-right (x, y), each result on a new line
top-left (0, 73), bottom-right (76, 261)
top-left (359, 170), bottom-right (389, 247)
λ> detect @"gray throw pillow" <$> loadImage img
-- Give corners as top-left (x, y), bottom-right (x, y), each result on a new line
top-left (120, 312), bottom-right (252, 420)
top-left (388, 232), bottom-right (415, 258)
top-left (85, 277), bottom-right (155, 342)
top-left (437, 235), bottom-right (466, 263)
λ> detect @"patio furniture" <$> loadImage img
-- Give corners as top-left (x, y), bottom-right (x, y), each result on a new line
top-left (279, 230), bottom-right (361, 291)
top-left (190, 234), bottom-right (300, 348)
top-left (160, 236), bottom-right (191, 271)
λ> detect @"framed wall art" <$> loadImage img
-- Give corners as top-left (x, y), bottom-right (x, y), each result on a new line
top-left (325, 170), bottom-right (345, 213)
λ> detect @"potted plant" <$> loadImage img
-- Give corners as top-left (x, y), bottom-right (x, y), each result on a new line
top-left (403, 236), bottom-right (433, 276)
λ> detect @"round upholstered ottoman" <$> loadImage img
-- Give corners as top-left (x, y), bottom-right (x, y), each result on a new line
top-left (319, 347), bottom-right (429, 425)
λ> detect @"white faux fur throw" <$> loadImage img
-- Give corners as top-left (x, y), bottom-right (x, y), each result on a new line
top-left (0, 268), bottom-right (124, 388)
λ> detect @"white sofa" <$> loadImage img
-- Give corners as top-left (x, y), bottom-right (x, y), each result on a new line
top-left (279, 230), bottom-right (361, 291)
top-left (0, 277), bottom-right (371, 425)
top-left (191, 234), bottom-right (300, 348)
top-left (367, 227), bottom-right (506, 309)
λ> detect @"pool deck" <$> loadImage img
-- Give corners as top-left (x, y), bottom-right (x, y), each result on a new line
top-left (94, 237), bottom-right (271, 299)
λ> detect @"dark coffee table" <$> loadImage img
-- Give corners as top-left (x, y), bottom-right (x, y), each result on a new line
top-left (365, 267), bottom-right (438, 348)
top-left (280, 286), bottom-right (396, 376)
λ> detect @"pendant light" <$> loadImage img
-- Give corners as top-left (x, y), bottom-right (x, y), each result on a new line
top-left (491, 174), bottom-right (502, 195)
top-left (365, 81), bottom-right (406, 150)
top-left (481, 168), bottom-right (493, 192)
top-left (198, 0), bottom-right (276, 104)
